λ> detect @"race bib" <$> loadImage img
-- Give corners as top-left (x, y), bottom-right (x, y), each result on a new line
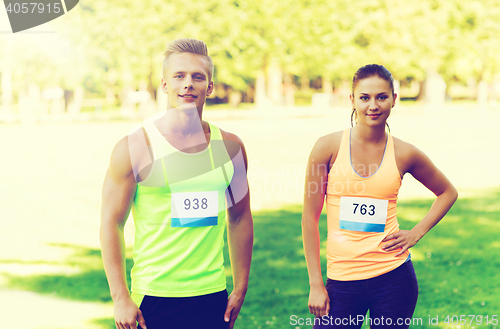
top-left (339, 196), bottom-right (388, 232)
top-left (171, 191), bottom-right (219, 227)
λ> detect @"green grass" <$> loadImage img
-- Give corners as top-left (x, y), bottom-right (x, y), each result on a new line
top-left (3, 189), bottom-right (500, 329)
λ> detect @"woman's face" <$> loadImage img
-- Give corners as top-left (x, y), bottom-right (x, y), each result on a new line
top-left (350, 76), bottom-right (397, 128)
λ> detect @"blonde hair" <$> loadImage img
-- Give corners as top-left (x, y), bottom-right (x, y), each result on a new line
top-left (162, 38), bottom-right (214, 81)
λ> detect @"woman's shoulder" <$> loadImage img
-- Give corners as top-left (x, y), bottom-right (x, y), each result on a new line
top-left (315, 130), bottom-right (344, 149)
top-left (310, 130), bottom-right (345, 164)
top-left (392, 135), bottom-right (419, 158)
top-left (392, 135), bottom-right (427, 175)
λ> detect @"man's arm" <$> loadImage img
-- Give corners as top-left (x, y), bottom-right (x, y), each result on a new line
top-left (100, 136), bottom-right (147, 329)
top-left (222, 131), bottom-right (253, 329)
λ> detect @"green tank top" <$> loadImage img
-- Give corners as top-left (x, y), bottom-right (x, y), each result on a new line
top-left (130, 119), bottom-right (234, 297)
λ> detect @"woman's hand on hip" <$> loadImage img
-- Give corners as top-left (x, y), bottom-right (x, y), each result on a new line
top-left (382, 230), bottom-right (420, 256)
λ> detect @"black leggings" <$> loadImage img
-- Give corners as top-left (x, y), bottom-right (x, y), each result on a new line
top-left (313, 261), bottom-right (419, 328)
top-left (138, 290), bottom-right (229, 329)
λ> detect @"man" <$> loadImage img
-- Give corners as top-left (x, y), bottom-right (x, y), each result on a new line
top-left (100, 38), bottom-right (253, 329)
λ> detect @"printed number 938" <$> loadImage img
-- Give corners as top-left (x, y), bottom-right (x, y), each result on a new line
top-left (184, 198), bottom-right (208, 210)
top-left (353, 203), bottom-right (375, 216)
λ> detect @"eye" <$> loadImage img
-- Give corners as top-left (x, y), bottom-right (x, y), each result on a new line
top-left (360, 96), bottom-right (369, 101)
top-left (194, 76), bottom-right (205, 81)
top-left (378, 95), bottom-right (388, 100)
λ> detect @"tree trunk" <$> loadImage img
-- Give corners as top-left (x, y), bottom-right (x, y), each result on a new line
top-left (477, 80), bottom-right (488, 107)
top-left (300, 70), bottom-right (310, 91)
top-left (267, 62), bottom-right (283, 106)
top-left (322, 76), bottom-right (333, 94)
top-left (1, 66), bottom-right (13, 111)
top-left (416, 80), bottom-right (426, 102)
top-left (147, 60), bottom-right (156, 100)
top-left (283, 73), bottom-right (296, 107)
top-left (1, 38), bottom-right (14, 116)
top-left (229, 89), bottom-right (242, 108)
top-left (255, 69), bottom-right (268, 108)
top-left (424, 70), bottom-right (446, 105)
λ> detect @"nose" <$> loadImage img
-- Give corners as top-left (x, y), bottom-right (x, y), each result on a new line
top-left (369, 98), bottom-right (379, 110)
top-left (184, 75), bottom-right (194, 89)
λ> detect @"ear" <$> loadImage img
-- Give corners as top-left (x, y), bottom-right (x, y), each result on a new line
top-left (392, 93), bottom-right (398, 108)
top-left (206, 81), bottom-right (214, 97)
top-left (349, 93), bottom-right (355, 108)
top-left (161, 78), bottom-right (168, 94)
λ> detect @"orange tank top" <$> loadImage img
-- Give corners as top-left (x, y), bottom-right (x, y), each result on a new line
top-left (326, 128), bottom-right (409, 281)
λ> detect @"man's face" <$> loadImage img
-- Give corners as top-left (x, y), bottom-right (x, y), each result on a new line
top-left (161, 53), bottom-right (213, 112)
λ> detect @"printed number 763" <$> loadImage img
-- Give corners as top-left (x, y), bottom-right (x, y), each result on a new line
top-left (353, 203), bottom-right (375, 216)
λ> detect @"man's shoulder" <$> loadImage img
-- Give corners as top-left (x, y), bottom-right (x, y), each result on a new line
top-left (127, 124), bottom-right (151, 147)
top-left (108, 136), bottom-right (134, 178)
top-left (217, 127), bottom-right (246, 160)
top-left (219, 128), bottom-right (244, 146)
top-left (109, 123), bottom-right (153, 180)
top-left (112, 136), bottom-right (131, 161)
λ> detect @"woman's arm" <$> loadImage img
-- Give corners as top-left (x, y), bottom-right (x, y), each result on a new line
top-left (383, 145), bottom-right (458, 255)
top-left (302, 134), bottom-right (338, 318)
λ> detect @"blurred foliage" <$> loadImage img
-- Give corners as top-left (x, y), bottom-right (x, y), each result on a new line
top-left (1, 0), bottom-right (500, 96)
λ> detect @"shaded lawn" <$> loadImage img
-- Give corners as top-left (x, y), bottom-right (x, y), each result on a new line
top-left (4, 189), bottom-right (500, 329)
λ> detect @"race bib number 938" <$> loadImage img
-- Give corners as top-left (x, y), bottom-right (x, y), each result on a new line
top-left (171, 191), bottom-right (219, 227)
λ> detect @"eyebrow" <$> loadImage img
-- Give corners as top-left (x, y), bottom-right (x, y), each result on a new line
top-left (172, 71), bottom-right (206, 76)
top-left (359, 92), bottom-right (389, 96)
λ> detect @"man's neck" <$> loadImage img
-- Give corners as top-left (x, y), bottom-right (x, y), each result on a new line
top-left (163, 106), bottom-right (206, 137)
top-left (154, 107), bottom-right (210, 153)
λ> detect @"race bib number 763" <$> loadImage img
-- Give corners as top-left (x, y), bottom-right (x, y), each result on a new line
top-left (339, 196), bottom-right (388, 233)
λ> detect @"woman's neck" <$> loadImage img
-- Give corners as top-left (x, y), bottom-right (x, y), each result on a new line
top-left (351, 124), bottom-right (386, 144)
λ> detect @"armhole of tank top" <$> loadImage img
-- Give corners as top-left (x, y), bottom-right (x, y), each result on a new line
top-left (206, 123), bottom-right (215, 170)
top-left (142, 121), bottom-right (159, 158)
top-left (388, 134), bottom-right (403, 182)
top-left (144, 121), bottom-right (174, 189)
top-left (137, 121), bottom-right (159, 186)
top-left (146, 120), bottom-right (174, 189)
top-left (209, 123), bottom-right (235, 186)
top-left (208, 122), bottom-right (220, 140)
top-left (329, 129), bottom-right (349, 173)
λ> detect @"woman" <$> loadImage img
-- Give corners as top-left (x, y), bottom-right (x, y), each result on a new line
top-left (302, 64), bottom-right (457, 328)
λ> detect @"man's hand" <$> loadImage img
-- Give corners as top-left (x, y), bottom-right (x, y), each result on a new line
top-left (224, 291), bottom-right (246, 329)
top-left (382, 230), bottom-right (420, 256)
top-left (113, 297), bottom-right (147, 329)
top-left (308, 284), bottom-right (330, 318)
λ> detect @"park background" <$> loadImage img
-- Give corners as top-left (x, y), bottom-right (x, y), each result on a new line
top-left (1, 0), bottom-right (500, 328)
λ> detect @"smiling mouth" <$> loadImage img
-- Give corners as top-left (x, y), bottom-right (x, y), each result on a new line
top-left (179, 94), bottom-right (198, 99)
